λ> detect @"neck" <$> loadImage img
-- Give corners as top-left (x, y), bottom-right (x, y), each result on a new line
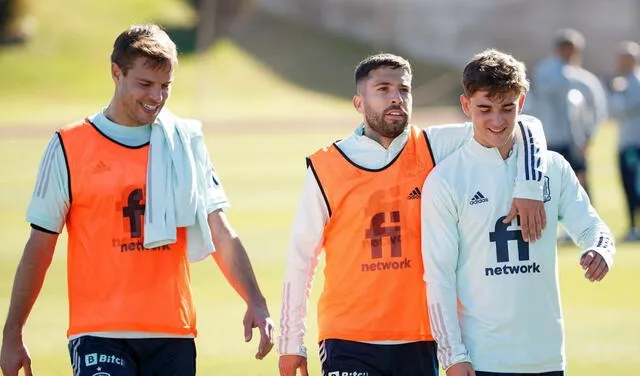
top-left (363, 126), bottom-right (393, 149)
top-left (103, 101), bottom-right (124, 125)
top-left (472, 135), bottom-right (514, 160)
top-left (498, 133), bottom-right (516, 159)
top-left (104, 101), bottom-right (146, 127)
top-left (497, 143), bottom-right (513, 160)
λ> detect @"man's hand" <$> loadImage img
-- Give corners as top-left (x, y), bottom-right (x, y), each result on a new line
top-left (446, 362), bottom-right (475, 376)
top-left (243, 302), bottom-right (275, 359)
top-left (0, 334), bottom-right (33, 376)
top-left (279, 355), bottom-right (308, 376)
top-left (580, 250), bottom-right (609, 282)
top-left (504, 198), bottom-right (547, 243)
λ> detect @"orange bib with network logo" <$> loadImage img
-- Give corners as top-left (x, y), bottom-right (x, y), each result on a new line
top-left (308, 125), bottom-right (435, 342)
top-left (58, 120), bottom-right (195, 337)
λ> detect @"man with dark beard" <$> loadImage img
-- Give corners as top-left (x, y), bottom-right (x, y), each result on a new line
top-left (278, 53), bottom-right (549, 376)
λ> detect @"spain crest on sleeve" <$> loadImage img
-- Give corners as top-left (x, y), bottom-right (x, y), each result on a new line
top-left (543, 176), bottom-right (551, 203)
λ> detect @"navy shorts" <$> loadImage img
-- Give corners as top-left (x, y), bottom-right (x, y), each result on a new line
top-left (68, 336), bottom-right (196, 376)
top-left (619, 148), bottom-right (640, 210)
top-left (319, 339), bottom-right (438, 376)
top-left (476, 372), bottom-right (563, 376)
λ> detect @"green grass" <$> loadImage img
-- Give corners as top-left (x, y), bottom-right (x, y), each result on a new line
top-left (0, 0), bottom-right (356, 126)
top-left (0, 0), bottom-right (194, 122)
top-left (0, 0), bottom-right (638, 374)
top-left (0, 123), bottom-right (638, 375)
top-left (0, 0), bottom-right (458, 127)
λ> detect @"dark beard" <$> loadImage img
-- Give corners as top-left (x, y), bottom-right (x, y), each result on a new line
top-left (364, 111), bottom-right (408, 139)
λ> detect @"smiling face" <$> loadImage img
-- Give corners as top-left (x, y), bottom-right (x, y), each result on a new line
top-left (353, 66), bottom-right (412, 146)
top-left (108, 57), bottom-right (173, 126)
top-left (460, 49), bottom-right (530, 158)
top-left (461, 90), bottom-right (525, 159)
top-left (105, 24), bottom-right (178, 127)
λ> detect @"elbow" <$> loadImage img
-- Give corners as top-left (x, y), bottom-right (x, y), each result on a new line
top-left (22, 234), bottom-right (57, 269)
top-left (208, 211), bottom-right (239, 248)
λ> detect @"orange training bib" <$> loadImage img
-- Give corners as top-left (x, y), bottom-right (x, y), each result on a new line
top-left (58, 120), bottom-right (195, 337)
top-left (308, 125), bottom-right (435, 342)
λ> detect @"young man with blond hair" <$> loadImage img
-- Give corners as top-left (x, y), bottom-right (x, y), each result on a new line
top-left (0, 24), bottom-right (274, 376)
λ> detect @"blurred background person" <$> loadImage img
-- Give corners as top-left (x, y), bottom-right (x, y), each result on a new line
top-left (527, 28), bottom-right (608, 198)
top-left (0, 0), bottom-right (33, 45)
top-left (526, 28), bottom-right (608, 243)
top-left (608, 41), bottom-right (640, 242)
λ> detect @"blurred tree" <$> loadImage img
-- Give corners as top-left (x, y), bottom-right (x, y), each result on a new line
top-left (188, 0), bottom-right (256, 52)
top-left (0, 0), bottom-right (30, 45)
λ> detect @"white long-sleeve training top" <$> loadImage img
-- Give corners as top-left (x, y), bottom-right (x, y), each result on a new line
top-left (421, 136), bottom-right (615, 372)
top-left (279, 115), bottom-right (548, 356)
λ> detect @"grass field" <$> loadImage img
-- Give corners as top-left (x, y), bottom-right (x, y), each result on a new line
top-left (0, 122), bottom-right (638, 375)
top-left (0, 0), bottom-right (639, 374)
top-left (0, 0), bottom-right (458, 127)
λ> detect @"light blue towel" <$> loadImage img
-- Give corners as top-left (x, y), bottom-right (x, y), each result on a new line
top-left (144, 109), bottom-right (215, 262)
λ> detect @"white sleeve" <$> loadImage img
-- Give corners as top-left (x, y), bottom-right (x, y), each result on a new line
top-left (421, 170), bottom-right (471, 370)
top-left (556, 156), bottom-right (616, 268)
top-left (425, 116), bottom-right (547, 200)
top-left (194, 139), bottom-right (230, 213)
top-left (25, 134), bottom-right (70, 233)
top-left (278, 167), bottom-right (327, 356)
top-left (513, 115), bottom-right (548, 200)
top-left (423, 123), bottom-right (473, 164)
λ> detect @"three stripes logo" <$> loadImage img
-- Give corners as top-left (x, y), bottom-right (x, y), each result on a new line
top-left (469, 191), bottom-right (488, 205)
top-left (407, 187), bottom-right (421, 200)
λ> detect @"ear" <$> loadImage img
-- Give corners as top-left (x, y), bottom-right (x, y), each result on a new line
top-left (460, 94), bottom-right (471, 117)
top-left (518, 93), bottom-right (527, 113)
top-left (353, 94), bottom-right (364, 114)
top-left (111, 63), bottom-right (122, 83)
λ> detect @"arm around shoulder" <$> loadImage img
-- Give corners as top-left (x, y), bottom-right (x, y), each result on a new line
top-left (506, 115), bottom-right (549, 242)
top-left (423, 122), bottom-right (473, 163)
top-left (513, 114), bottom-right (547, 196)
